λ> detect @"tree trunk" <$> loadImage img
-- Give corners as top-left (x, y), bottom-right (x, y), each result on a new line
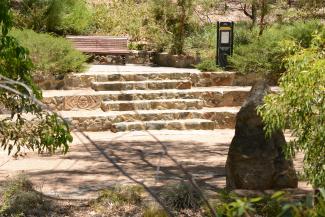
top-left (259, 0), bottom-right (267, 35)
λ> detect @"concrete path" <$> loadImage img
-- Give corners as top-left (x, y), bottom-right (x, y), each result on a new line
top-left (0, 129), bottom-right (308, 199)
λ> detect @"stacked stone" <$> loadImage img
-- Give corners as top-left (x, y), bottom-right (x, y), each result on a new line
top-left (42, 65), bottom-right (263, 132)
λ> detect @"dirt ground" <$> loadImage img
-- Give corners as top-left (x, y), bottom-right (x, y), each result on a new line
top-left (0, 129), bottom-right (310, 200)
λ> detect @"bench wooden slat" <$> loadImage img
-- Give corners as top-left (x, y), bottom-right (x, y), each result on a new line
top-left (66, 36), bottom-right (130, 55)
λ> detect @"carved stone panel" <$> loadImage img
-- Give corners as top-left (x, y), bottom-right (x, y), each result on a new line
top-left (64, 95), bottom-right (101, 110)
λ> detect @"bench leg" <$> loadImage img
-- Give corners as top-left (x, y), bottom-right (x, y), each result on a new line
top-left (121, 55), bottom-right (126, 65)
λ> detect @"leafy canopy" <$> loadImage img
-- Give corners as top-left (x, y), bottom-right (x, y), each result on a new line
top-left (258, 33), bottom-right (325, 187)
top-left (0, 0), bottom-right (72, 154)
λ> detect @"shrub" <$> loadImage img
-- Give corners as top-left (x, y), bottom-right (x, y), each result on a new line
top-left (1, 0), bottom-right (72, 155)
top-left (258, 34), bottom-right (325, 188)
top-left (90, 1), bottom-right (150, 41)
top-left (185, 24), bottom-right (215, 58)
top-left (233, 21), bottom-right (259, 46)
top-left (204, 190), bottom-right (325, 217)
top-left (90, 1), bottom-right (172, 52)
top-left (13, 0), bottom-right (92, 35)
top-left (196, 59), bottom-right (221, 72)
top-left (229, 20), bottom-right (324, 76)
top-left (0, 175), bottom-right (51, 216)
top-left (160, 182), bottom-right (202, 210)
top-left (11, 29), bottom-right (87, 76)
top-left (12, 0), bottom-right (48, 32)
top-left (93, 185), bottom-right (144, 206)
top-left (143, 206), bottom-right (168, 217)
top-left (46, 0), bottom-right (92, 35)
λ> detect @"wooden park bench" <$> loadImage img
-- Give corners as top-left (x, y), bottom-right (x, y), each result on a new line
top-left (66, 36), bottom-right (130, 65)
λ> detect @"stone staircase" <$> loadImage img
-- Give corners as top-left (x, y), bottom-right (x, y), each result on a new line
top-left (43, 65), bottom-right (255, 132)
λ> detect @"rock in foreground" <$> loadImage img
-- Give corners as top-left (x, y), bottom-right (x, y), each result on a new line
top-left (226, 81), bottom-right (298, 190)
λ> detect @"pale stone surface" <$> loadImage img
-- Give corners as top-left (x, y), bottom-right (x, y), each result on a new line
top-left (91, 80), bottom-right (192, 91)
top-left (112, 119), bottom-right (215, 132)
top-left (64, 95), bottom-right (102, 110)
top-left (101, 99), bottom-right (203, 111)
top-left (42, 87), bottom-right (253, 111)
top-left (59, 107), bottom-right (238, 131)
top-left (41, 64), bottom-right (273, 132)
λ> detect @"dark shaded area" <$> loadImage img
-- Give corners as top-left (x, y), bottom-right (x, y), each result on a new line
top-left (23, 139), bottom-right (229, 200)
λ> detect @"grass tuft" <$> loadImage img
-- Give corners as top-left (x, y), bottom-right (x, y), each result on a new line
top-left (0, 175), bottom-right (52, 217)
top-left (160, 181), bottom-right (202, 210)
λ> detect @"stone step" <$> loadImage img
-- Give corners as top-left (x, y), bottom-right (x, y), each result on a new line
top-left (70, 71), bottom-right (193, 82)
top-left (59, 107), bottom-right (239, 132)
top-left (63, 65), bottom-right (238, 89)
top-left (91, 80), bottom-right (192, 91)
top-left (101, 99), bottom-right (203, 111)
top-left (111, 119), bottom-right (215, 132)
top-left (42, 87), bottom-right (255, 111)
top-left (100, 87), bottom-right (249, 107)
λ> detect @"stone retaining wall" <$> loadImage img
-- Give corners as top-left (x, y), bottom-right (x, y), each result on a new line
top-left (64, 110), bottom-right (236, 132)
top-left (42, 90), bottom-right (248, 111)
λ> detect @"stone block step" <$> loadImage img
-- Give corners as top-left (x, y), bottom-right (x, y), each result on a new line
top-left (111, 119), bottom-right (215, 132)
top-left (43, 87), bottom-right (257, 111)
top-left (101, 87), bottom-right (249, 108)
top-left (59, 107), bottom-right (239, 131)
top-left (91, 80), bottom-right (192, 91)
top-left (101, 99), bottom-right (203, 111)
top-left (76, 71), bottom-right (192, 82)
top-left (63, 65), bottom-right (241, 89)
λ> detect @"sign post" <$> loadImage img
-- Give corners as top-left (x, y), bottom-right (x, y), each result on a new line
top-left (216, 21), bottom-right (234, 68)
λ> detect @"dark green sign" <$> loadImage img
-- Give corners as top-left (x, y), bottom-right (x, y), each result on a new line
top-left (216, 21), bottom-right (234, 68)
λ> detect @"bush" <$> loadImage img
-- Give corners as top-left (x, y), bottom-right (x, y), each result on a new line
top-left (13, 0), bottom-right (92, 35)
top-left (12, 0), bottom-right (48, 32)
top-left (11, 29), bottom-right (87, 76)
top-left (196, 59), bottom-right (221, 72)
top-left (229, 20), bottom-right (324, 76)
top-left (185, 24), bottom-right (215, 58)
top-left (160, 182), bottom-right (202, 210)
top-left (258, 34), bottom-right (325, 188)
top-left (143, 206), bottom-right (168, 217)
top-left (204, 190), bottom-right (325, 217)
top-left (90, 1), bottom-right (173, 52)
top-left (47, 0), bottom-right (92, 35)
top-left (90, 1), bottom-right (150, 41)
top-left (93, 185), bottom-right (144, 206)
top-left (0, 175), bottom-right (51, 216)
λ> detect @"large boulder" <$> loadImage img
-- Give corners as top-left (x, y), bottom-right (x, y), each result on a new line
top-left (226, 81), bottom-right (298, 190)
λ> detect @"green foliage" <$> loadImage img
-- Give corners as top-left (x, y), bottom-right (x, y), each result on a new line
top-left (258, 34), bottom-right (325, 187)
top-left (47, 0), bottom-right (92, 35)
top-left (204, 190), bottom-right (325, 217)
top-left (160, 181), bottom-right (202, 210)
top-left (195, 59), bottom-right (221, 72)
top-left (185, 24), bottom-right (215, 58)
top-left (150, 0), bottom-right (198, 54)
top-left (90, 1), bottom-right (150, 42)
top-left (93, 185), bottom-right (144, 206)
top-left (13, 0), bottom-right (92, 35)
top-left (0, 0), bottom-right (72, 155)
top-left (233, 21), bottom-right (259, 46)
top-left (142, 206), bottom-right (168, 217)
top-left (12, 0), bottom-right (48, 32)
top-left (229, 20), bottom-right (324, 76)
top-left (0, 175), bottom-right (51, 216)
top-left (89, 0), bottom-right (201, 54)
top-left (11, 29), bottom-right (86, 76)
top-left (295, 0), bottom-right (325, 11)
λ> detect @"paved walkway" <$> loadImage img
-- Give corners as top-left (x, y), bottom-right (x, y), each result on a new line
top-left (0, 130), bottom-right (308, 199)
